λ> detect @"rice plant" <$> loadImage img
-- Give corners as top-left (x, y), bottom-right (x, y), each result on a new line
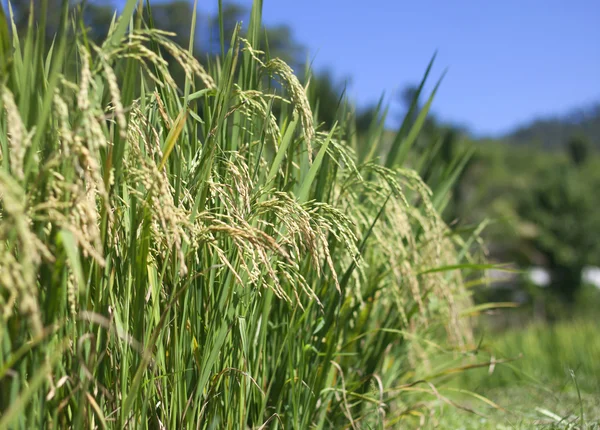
top-left (0, 0), bottom-right (481, 428)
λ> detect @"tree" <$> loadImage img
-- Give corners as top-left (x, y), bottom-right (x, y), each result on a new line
top-left (567, 134), bottom-right (591, 166)
top-left (205, 2), bottom-right (246, 55)
top-left (7, 0), bottom-right (115, 43)
top-left (518, 163), bottom-right (600, 304)
top-left (355, 105), bottom-right (378, 135)
top-left (145, 1), bottom-right (195, 48)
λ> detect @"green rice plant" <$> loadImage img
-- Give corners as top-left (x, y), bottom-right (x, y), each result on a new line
top-left (0, 0), bottom-right (484, 428)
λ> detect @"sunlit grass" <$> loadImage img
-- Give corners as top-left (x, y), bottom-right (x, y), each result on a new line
top-left (437, 318), bottom-right (600, 428)
top-left (464, 319), bottom-right (600, 393)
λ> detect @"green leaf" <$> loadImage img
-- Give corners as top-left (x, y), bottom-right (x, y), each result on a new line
top-left (266, 117), bottom-right (298, 184)
top-left (159, 108), bottom-right (189, 170)
top-left (108, 0), bottom-right (138, 49)
top-left (59, 229), bottom-right (85, 294)
top-left (385, 53), bottom-right (437, 168)
top-left (418, 263), bottom-right (519, 276)
top-left (0, 3), bottom-right (12, 77)
top-left (459, 302), bottom-right (520, 317)
top-left (297, 124), bottom-right (336, 203)
top-left (394, 71), bottom-right (446, 167)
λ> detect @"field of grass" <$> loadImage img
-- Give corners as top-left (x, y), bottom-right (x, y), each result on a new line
top-left (0, 1), bottom-right (487, 428)
top-left (436, 318), bottom-right (600, 428)
top-left (469, 319), bottom-right (600, 392)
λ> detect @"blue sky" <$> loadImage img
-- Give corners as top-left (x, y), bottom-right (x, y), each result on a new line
top-left (200, 0), bottom-right (600, 135)
top-left (5, 0), bottom-right (598, 135)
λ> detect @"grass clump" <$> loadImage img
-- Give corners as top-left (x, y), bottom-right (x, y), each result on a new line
top-left (0, 1), bottom-right (481, 428)
top-left (462, 319), bottom-right (600, 394)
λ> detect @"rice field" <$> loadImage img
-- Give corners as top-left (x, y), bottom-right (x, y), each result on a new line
top-left (0, 1), bottom-right (510, 428)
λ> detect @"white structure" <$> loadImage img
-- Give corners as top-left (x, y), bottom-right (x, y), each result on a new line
top-left (582, 266), bottom-right (600, 289)
top-left (528, 266), bottom-right (550, 287)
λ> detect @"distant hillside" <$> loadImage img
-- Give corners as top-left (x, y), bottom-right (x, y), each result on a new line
top-left (503, 103), bottom-right (600, 148)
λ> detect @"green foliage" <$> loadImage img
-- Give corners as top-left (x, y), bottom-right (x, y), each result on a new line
top-left (517, 161), bottom-right (600, 302)
top-left (457, 135), bottom-right (600, 308)
top-left (0, 1), bottom-right (482, 428)
top-left (504, 103), bottom-right (600, 149)
top-left (567, 134), bottom-right (591, 166)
